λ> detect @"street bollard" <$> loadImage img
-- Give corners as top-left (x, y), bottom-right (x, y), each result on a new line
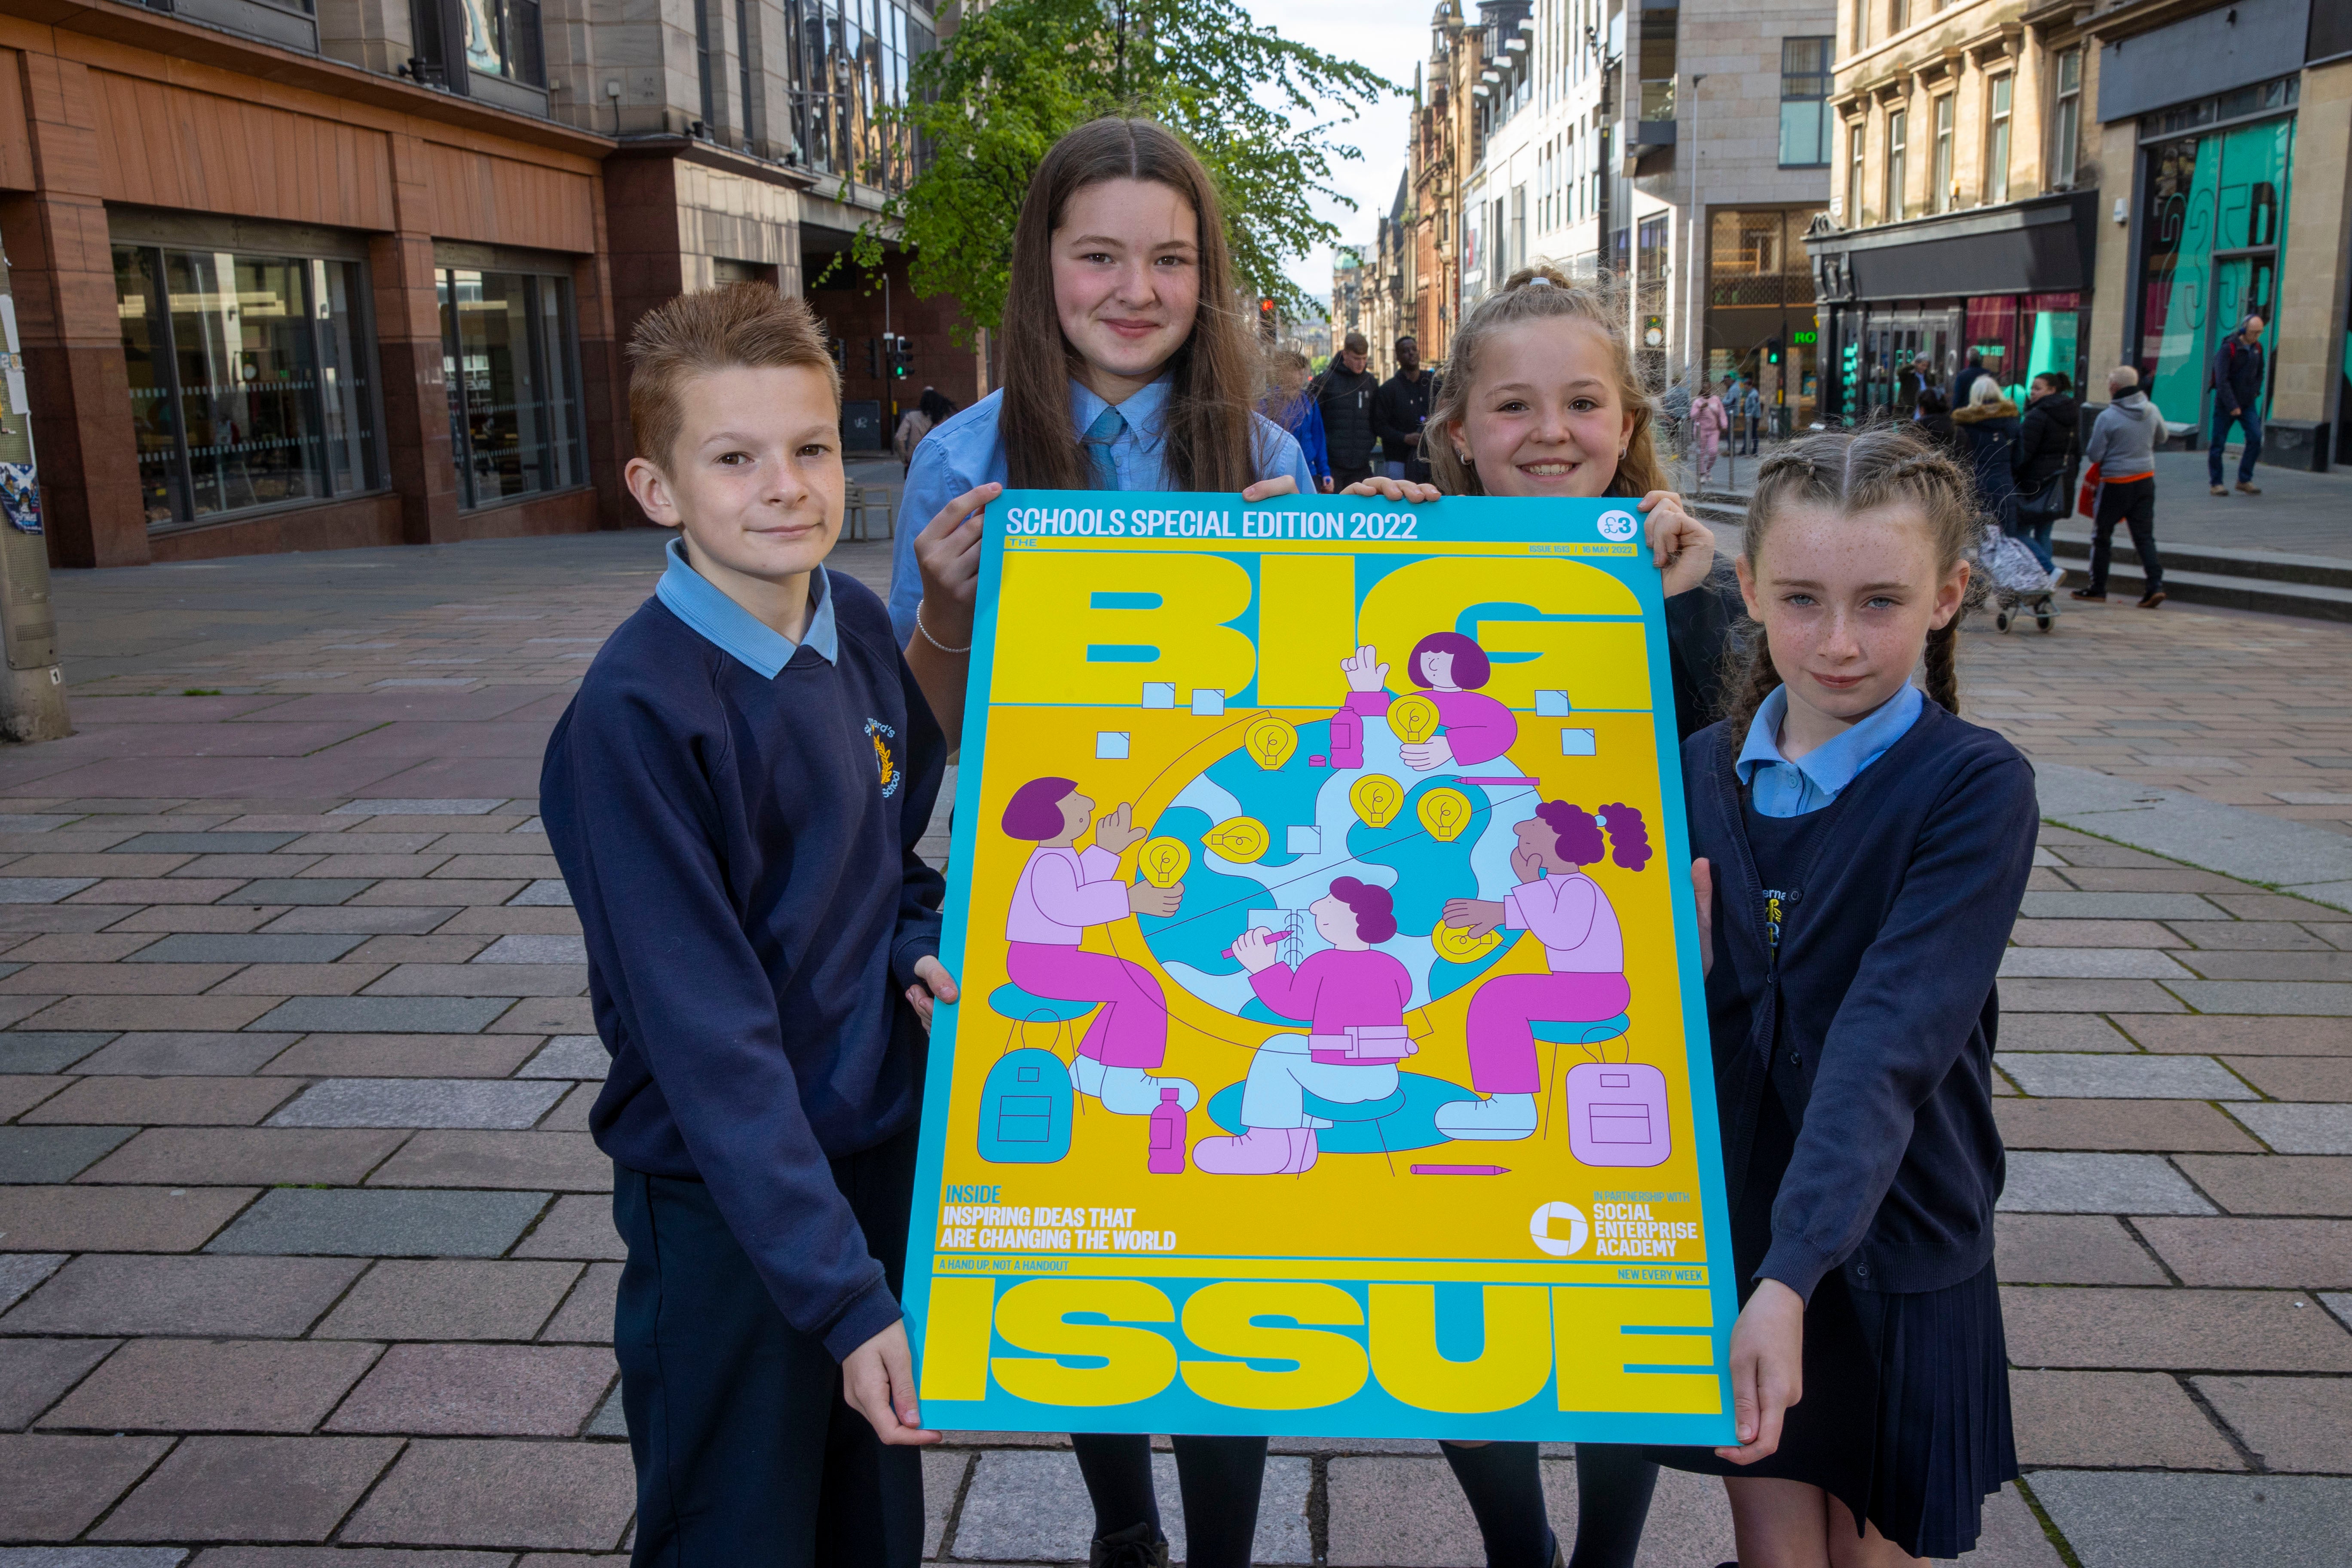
top-left (0, 244), bottom-right (72, 743)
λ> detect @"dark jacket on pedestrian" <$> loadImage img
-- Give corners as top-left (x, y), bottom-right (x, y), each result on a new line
top-left (2012, 391), bottom-right (2079, 508)
top-left (541, 559), bottom-right (946, 1360)
top-left (2211, 334), bottom-right (2266, 416)
top-left (1951, 362), bottom-right (1988, 410)
top-left (1372, 369), bottom-right (1436, 471)
top-left (1913, 390), bottom-right (1962, 458)
top-left (1312, 362), bottom-right (1380, 473)
top-left (1953, 395), bottom-right (2023, 527)
top-left (1683, 702), bottom-right (2037, 1301)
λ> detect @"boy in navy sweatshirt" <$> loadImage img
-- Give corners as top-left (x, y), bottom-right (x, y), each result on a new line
top-left (540, 285), bottom-right (954, 1565)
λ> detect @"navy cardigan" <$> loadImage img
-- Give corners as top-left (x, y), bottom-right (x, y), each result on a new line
top-left (541, 570), bottom-right (946, 1361)
top-left (1684, 699), bottom-right (2037, 1302)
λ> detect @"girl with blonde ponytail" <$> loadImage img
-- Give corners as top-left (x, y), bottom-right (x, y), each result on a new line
top-left (1661, 425), bottom-right (2030, 1565)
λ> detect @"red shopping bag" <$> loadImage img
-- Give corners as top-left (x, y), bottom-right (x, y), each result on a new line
top-left (2076, 462), bottom-right (2101, 518)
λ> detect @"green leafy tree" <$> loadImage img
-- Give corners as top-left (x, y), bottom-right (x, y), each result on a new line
top-left (851, 0), bottom-right (1393, 334)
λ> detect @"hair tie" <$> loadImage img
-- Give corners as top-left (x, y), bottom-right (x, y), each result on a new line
top-left (1523, 276), bottom-right (1554, 288)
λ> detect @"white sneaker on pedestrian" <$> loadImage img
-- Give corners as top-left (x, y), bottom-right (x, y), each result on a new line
top-left (1434, 1092), bottom-right (1539, 1142)
top-left (2047, 566), bottom-right (2066, 590)
top-left (1070, 1055), bottom-right (1199, 1115)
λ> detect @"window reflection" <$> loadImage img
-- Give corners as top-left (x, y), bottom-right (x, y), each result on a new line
top-left (784, 0), bottom-right (931, 189)
top-left (438, 268), bottom-right (584, 509)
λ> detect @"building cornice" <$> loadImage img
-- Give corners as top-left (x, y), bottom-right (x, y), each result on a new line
top-left (0, 0), bottom-right (615, 159)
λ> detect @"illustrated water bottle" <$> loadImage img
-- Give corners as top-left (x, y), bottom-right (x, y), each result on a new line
top-left (1148, 1087), bottom-right (1187, 1174)
top-left (1329, 704), bottom-right (1363, 769)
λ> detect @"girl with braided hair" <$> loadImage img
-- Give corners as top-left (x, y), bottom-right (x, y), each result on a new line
top-left (1657, 426), bottom-right (2034, 1566)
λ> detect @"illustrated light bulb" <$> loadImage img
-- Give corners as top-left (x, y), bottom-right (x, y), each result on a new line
top-left (1431, 922), bottom-right (1501, 964)
top-left (1138, 836), bottom-right (1190, 889)
top-left (1201, 815), bottom-right (1271, 864)
top-left (1349, 773), bottom-right (1404, 829)
top-left (1242, 714), bottom-right (1298, 772)
top-left (1417, 786), bottom-right (1473, 843)
top-left (1389, 694), bottom-right (1442, 746)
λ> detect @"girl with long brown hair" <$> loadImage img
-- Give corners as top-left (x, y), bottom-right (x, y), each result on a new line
top-left (887, 116), bottom-right (1312, 747)
top-left (886, 116), bottom-right (1311, 1568)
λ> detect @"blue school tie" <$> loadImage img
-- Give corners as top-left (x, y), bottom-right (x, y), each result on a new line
top-left (1083, 405), bottom-right (1125, 490)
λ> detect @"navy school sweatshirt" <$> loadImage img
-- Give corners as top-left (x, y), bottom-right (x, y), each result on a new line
top-left (540, 557), bottom-right (946, 1360)
top-left (1683, 699), bottom-right (2038, 1302)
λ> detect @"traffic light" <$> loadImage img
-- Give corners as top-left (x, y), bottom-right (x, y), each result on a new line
top-left (866, 337), bottom-right (882, 378)
top-left (1766, 337), bottom-right (1784, 366)
top-left (827, 336), bottom-right (847, 373)
top-left (888, 334), bottom-right (913, 379)
top-left (1257, 297), bottom-right (1277, 342)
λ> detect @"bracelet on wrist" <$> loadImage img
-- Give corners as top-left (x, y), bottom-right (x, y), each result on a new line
top-left (914, 600), bottom-right (973, 655)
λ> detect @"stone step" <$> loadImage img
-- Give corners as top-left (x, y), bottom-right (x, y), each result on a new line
top-left (2048, 535), bottom-right (2352, 622)
top-left (2048, 529), bottom-right (2352, 591)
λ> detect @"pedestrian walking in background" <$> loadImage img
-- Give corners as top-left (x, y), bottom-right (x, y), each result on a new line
top-left (1690, 382), bottom-right (1728, 488)
top-left (1312, 331), bottom-right (1381, 489)
top-left (1733, 373), bottom-right (1764, 453)
top-left (1952, 350), bottom-right (1989, 410)
top-left (1261, 347), bottom-right (1333, 492)
top-left (1371, 334), bottom-right (1436, 482)
top-left (2075, 365), bottom-right (2168, 609)
top-left (892, 386), bottom-right (958, 472)
top-left (1953, 376), bottom-right (2023, 538)
top-left (2014, 372), bottom-right (2079, 582)
top-left (1914, 387), bottom-right (1961, 457)
top-left (2208, 312), bottom-right (2266, 496)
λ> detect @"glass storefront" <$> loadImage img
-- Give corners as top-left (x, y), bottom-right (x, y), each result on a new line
top-left (112, 246), bottom-right (382, 531)
top-left (438, 268), bottom-right (585, 509)
top-left (1825, 292), bottom-right (2087, 425)
top-left (2135, 81), bottom-right (2297, 429)
top-left (1708, 208), bottom-right (1825, 426)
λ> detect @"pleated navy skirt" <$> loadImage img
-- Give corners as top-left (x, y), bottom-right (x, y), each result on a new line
top-left (1652, 1090), bottom-right (2018, 1559)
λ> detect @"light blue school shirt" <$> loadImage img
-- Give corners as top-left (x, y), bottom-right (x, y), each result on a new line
top-left (655, 535), bottom-right (838, 674)
top-left (886, 376), bottom-right (1316, 647)
top-left (1734, 682), bottom-right (1924, 818)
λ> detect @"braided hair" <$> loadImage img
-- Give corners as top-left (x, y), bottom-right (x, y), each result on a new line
top-left (1720, 426), bottom-right (1986, 731)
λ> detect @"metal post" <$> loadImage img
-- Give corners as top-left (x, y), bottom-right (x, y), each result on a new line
top-left (0, 243), bottom-right (71, 743)
top-left (1684, 72), bottom-right (1704, 396)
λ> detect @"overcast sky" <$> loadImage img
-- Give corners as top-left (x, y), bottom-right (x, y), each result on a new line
top-left (1243, 0), bottom-right (1428, 301)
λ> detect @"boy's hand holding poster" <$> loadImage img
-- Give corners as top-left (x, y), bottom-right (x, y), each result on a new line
top-left (907, 493), bottom-right (1736, 1445)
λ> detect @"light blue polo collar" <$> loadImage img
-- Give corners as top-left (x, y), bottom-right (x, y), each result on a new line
top-left (1069, 374), bottom-right (1173, 448)
top-left (1735, 683), bottom-right (1924, 817)
top-left (655, 535), bottom-right (837, 676)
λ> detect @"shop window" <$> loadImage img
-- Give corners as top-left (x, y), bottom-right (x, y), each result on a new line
top-left (466, 0), bottom-right (542, 85)
top-left (111, 246), bottom-right (382, 533)
top-left (1847, 119), bottom-right (1867, 225)
top-left (1985, 75), bottom-right (2013, 205)
top-left (1885, 108), bottom-right (1908, 223)
top-left (438, 269), bottom-right (585, 510)
top-left (1709, 209), bottom-right (1823, 308)
top-left (1636, 214), bottom-right (1669, 289)
top-left (2136, 116), bottom-right (2295, 424)
top-left (1780, 37), bottom-right (1834, 168)
top-left (694, 0), bottom-right (719, 133)
top-left (2051, 49), bottom-right (2082, 190)
top-left (1932, 94), bottom-right (1954, 212)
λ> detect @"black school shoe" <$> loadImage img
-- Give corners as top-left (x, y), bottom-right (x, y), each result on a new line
top-left (1090, 1521), bottom-right (1170, 1568)
top-left (2139, 588), bottom-right (2168, 608)
top-left (2070, 588), bottom-right (2107, 601)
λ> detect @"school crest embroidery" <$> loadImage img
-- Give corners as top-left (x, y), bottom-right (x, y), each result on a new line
top-left (866, 717), bottom-right (901, 798)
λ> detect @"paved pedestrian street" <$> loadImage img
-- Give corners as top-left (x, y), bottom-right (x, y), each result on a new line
top-left (1, 532), bottom-right (2349, 1567)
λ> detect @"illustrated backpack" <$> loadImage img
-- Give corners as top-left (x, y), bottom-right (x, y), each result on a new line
top-left (976, 1047), bottom-right (1074, 1164)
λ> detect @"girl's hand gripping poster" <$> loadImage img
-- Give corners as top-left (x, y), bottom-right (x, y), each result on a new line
top-left (906, 492), bottom-right (1737, 1445)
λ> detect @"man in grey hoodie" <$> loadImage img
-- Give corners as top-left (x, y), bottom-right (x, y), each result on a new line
top-left (2073, 365), bottom-right (2167, 609)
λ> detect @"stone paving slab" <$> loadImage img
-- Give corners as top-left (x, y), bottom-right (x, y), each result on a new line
top-left (0, 1127), bottom-right (135, 1183)
top-left (339, 1439), bottom-right (637, 1551)
top-left (2174, 1155), bottom-right (2352, 1215)
top-left (2009, 1370), bottom-right (2244, 1469)
top-left (2230, 1102), bottom-right (2352, 1153)
top-left (0, 1433), bottom-right (175, 1539)
top-left (315, 1259), bottom-right (582, 1343)
top-left (0, 1256), bottom-right (365, 1338)
top-left (1994, 1215), bottom-right (2170, 1285)
top-left (2027, 1472), bottom-right (2352, 1568)
top-left (2002, 1287), bottom-right (2352, 1372)
top-left (2223, 1055), bottom-right (2352, 1100)
top-left (949, 1449), bottom-right (1314, 1564)
top-left (1996, 1152), bottom-right (2217, 1213)
top-left (92, 1434), bottom-right (403, 1542)
top-left (77, 1127), bottom-right (408, 1187)
top-left (511, 1195), bottom-right (624, 1261)
top-left (39, 1338), bottom-right (380, 1434)
top-left (0, 1035), bottom-right (116, 1074)
top-left (365, 1132), bottom-right (610, 1192)
top-left (0, 1255), bottom-right (64, 1315)
top-left (247, 998), bottom-right (513, 1035)
top-left (1993, 1097), bottom-right (2265, 1152)
top-left (260, 1034), bottom-right (542, 1079)
top-left (267, 1079), bottom-right (564, 1130)
top-left (0, 1184), bottom-right (255, 1250)
top-left (24, 1075), bottom-right (297, 1126)
top-left (2191, 1375), bottom-right (2352, 1473)
top-left (205, 1188), bottom-right (549, 1258)
top-left (325, 1343), bottom-right (616, 1436)
top-left (2119, 1014), bottom-right (2352, 1055)
top-left (67, 1034), bottom-right (294, 1076)
top-left (2132, 1217), bottom-right (2352, 1287)
top-left (517, 1036), bottom-right (609, 1080)
top-left (0, 1338), bottom-right (116, 1430)
top-left (1994, 1053), bottom-right (2254, 1099)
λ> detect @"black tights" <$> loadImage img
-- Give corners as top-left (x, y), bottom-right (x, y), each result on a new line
top-left (1439, 1441), bottom-right (1660, 1568)
top-left (1071, 1431), bottom-right (1268, 1568)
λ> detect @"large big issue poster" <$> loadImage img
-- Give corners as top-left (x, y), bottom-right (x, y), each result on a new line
top-left (906, 491), bottom-right (1737, 1445)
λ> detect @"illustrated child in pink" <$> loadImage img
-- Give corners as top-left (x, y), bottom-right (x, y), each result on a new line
top-left (1001, 776), bottom-right (1197, 1115)
top-left (1436, 801), bottom-right (1648, 1140)
top-left (1194, 877), bottom-right (1415, 1175)
top-left (1339, 631), bottom-right (1520, 771)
